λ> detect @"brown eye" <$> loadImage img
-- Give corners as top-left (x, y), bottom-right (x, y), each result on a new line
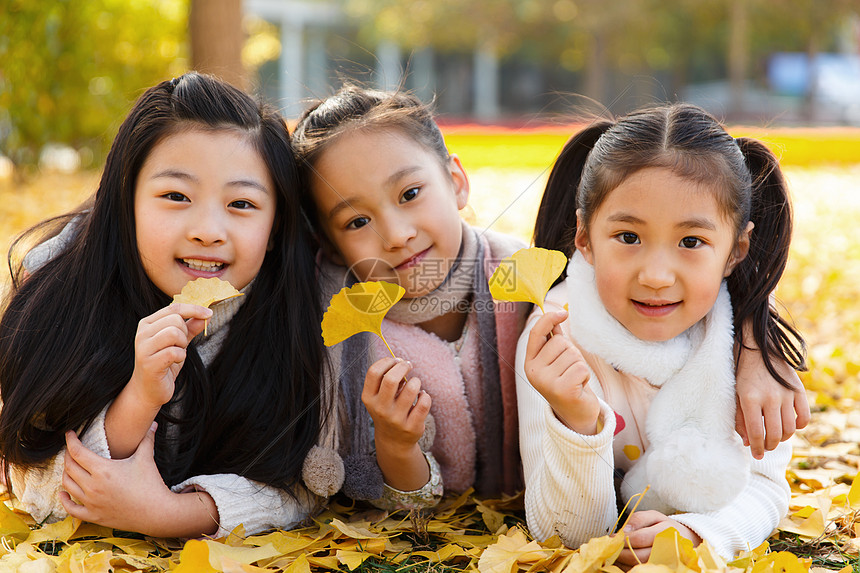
top-left (680, 237), bottom-right (703, 249)
top-left (621, 232), bottom-right (639, 244)
top-left (400, 187), bottom-right (420, 203)
top-left (164, 192), bottom-right (188, 202)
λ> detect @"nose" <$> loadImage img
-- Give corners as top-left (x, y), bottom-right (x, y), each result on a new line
top-left (188, 202), bottom-right (226, 246)
top-left (381, 216), bottom-right (416, 250)
top-left (638, 250), bottom-right (675, 290)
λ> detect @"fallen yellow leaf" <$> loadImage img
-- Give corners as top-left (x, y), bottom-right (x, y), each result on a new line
top-left (282, 553), bottom-right (311, 573)
top-left (337, 549), bottom-right (375, 571)
top-left (646, 528), bottom-right (697, 569)
top-left (56, 544), bottom-right (113, 573)
top-left (561, 532), bottom-right (624, 573)
top-left (488, 247), bottom-right (567, 312)
top-left (847, 472), bottom-right (860, 508)
top-left (321, 281), bottom-right (405, 352)
top-left (0, 501), bottom-right (31, 542)
top-left (205, 540), bottom-right (281, 569)
top-left (330, 519), bottom-right (383, 540)
top-left (174, 539), bottom-right (218, 573)
top-left (26, 516), bottom-right (80, 544)
top-left (478, 526), bottom-right (552, 573)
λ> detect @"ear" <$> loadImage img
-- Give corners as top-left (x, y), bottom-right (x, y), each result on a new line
top-left (724, 221), bottom-right (754, 277)
top-left (573, 209), bottom-right (594, 264)
top-left (448, 154), bottom-right (470, 210)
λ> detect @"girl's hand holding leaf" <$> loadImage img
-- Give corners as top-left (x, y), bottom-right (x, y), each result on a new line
top-left (524, 310), bottom-right (599, 435)
top-left (131, 303), bottom-right (213, 409)
top-left (105, 303), bottom-right (212, 459)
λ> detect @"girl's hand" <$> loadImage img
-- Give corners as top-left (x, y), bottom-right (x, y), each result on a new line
top-left (523, 310), bottom-right (598, 434)
top-left (105, 303), bottom-right (212, 459)
top-left (362, 357), bottom-right (432, 491)
top-left (735, 341), bottom-right (810, 460)
top-left (617, 510), bottom-right (702, 566)
top-left (60, 424), bottom-right (220, 537)
top-left (129, 303), bottom-right (212, 409)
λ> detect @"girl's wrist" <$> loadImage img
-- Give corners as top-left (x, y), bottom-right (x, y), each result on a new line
top-left (142, 489), bottom-right (220, 538)
top-left (553, 403), bottom-right (601, 435)
top-left (375, 442), bottom-right (430, 492)
top-left (126, 371), bottom-right (170, 411)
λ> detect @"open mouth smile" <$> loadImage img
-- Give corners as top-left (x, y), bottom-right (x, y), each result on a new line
top-left (180, 258), bottom-right (226, 272)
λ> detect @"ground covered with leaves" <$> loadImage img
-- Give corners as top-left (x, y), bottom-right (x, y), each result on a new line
top-left (1, 130), bottom-right (858, 571)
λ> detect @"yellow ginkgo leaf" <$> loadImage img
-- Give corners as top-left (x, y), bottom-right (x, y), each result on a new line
top-left (174, 539), bottom-right (218, 573)
top-left (847, 471), bottom-right (860, 508)
top-left (0, 501), bottom-right (30, 541)
top-left (173, 277), bottom-right (244, 336)
top-left (477, 526), bottom-right (552, 573)
top-left (488, 247), bottom-right (567, 313)
top-left (173, 277), bottom-right (244, 308)
top-left (647, 527), bottom-right (697, 568)
top-left (321, 281), bottom-right (405, 348)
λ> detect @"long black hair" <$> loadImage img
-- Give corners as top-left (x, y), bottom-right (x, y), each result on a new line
top-left (534, 104), bottom-right (806, 387)
top-left (0, 72), bottom-right (325, 491)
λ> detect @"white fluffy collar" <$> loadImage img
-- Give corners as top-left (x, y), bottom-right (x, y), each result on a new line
top-left (565, 251), bottom-right (749, 513)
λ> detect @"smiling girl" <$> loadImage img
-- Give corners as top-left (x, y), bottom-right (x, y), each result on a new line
top-left (517, 104), bottom-right (806, 560)
top-left (0, 73), bottom-right (326, 537)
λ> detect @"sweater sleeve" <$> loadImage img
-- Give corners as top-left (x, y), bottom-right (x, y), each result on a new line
top-left (172, 474), bottom-right (318, 537)
top-left (515, 312), bottom-right (619, 547)
top-left (672, 442), bottom-right (791, 559)
top-left (8, 406), bottom-right (111, 524)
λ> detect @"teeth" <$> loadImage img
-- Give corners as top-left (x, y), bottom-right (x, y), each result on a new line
top-left (183, 258), bottom-right (224, 272)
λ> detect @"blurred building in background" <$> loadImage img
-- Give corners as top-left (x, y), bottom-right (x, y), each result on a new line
top-left (245, 0), bottom-right (860, 124)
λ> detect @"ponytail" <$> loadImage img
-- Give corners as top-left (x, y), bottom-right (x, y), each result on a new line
top-left (534, 121), bottom-right (613, 286)
top-left (730, 138), bottom-right (807, 387)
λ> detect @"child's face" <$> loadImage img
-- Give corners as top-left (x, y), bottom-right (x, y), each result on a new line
top-left (309, 128), bottom-right (469, 298)
top-left (134, 128), bottom-right (276, 297)
top-left (575, 167), bottom-right (751, 342)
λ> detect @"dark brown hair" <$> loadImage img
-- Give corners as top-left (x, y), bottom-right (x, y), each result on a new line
top-left (1, 72), bottom-right (325, 492)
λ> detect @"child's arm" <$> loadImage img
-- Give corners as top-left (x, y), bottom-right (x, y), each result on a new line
top-left (522, 310), bottom-right (598, 434)
top-left (105, 303), bottom-right (212, 459)
top-left (61, 424), bottom-right (315, 537)
top-left (61, 423), bottom-right (220, 537)
top-left (735, 324), bottom-right (809, 459)
top-left (516, 307), bottom-right (618, 547)
top-left (362, 357), bottom-right (432, 492)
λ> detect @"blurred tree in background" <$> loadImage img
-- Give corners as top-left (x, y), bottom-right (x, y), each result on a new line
top-left (0, 0), bottom-right (188, 172)
top-left (1, 0), bottom-right (857, 171)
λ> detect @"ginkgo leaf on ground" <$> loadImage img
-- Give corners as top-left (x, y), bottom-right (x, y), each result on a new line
top-left (477, 526), bottom-right (552, 573)
top-left (488, 247), bottom-right (567, 312)
top-left (0, 502), bottom-right (31, 541)
top-left (321, 281), bottom-right (405, 350)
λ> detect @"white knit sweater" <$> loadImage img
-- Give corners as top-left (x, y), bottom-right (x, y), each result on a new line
top-left (515, 280), bottom-right (791, 559)
top-left (7, 295), bottom-right (317, 537)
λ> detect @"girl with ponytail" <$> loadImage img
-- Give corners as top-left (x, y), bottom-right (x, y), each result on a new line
top-left (517, 104), bottom-right (806, 560)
